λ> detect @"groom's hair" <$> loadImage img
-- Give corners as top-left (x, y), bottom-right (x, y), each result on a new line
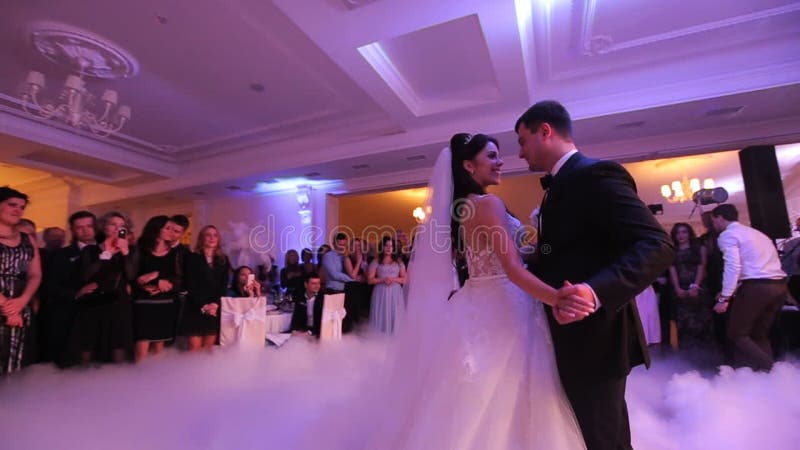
top-left (515, 100), bottom-right (573, 138)
top-left (711, 204), bottom-right (738, 222)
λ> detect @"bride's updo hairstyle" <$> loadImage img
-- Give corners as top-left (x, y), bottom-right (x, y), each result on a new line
top-left (450, 132), bottom-right (499, 253)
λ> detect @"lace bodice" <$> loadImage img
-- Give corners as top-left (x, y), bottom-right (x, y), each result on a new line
top-left (465, 212), bottom-right (527, 280)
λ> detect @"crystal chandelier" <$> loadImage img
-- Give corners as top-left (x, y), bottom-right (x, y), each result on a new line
top-left (18, 22), bottom-right (138, 137)
top-left (660, 176), bottom-right (715, 203)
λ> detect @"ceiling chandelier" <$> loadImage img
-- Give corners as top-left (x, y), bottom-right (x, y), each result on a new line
top-left (18, 22), bottom-right (139, 137)
top-left (660, 176), bottom-right (715, 203)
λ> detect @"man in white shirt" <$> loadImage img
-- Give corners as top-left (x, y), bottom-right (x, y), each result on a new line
top-left (711, 204), bottom-right (787, 371)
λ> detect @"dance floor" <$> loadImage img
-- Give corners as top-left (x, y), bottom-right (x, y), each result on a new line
top-left (1, 335), bottom-right (797, 450)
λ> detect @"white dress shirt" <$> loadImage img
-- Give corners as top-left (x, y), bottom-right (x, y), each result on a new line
top-left (550, 148), bottom-right (578, 176)
top-left (717, 221), bottom-right (786, 297)
top-left (305, 291), bottom-right (317, 327)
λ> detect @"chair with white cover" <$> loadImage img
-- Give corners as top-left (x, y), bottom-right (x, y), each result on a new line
top-left (220, 296), bottom-right (267, 347)
top-left (320, 293), bottom-right (346, 341)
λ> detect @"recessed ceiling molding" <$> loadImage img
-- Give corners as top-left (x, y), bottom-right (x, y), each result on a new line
top-left (11, 156), bottom-right (134, 184)
top-left (357, 13), bottom-right (500, 118)
top-left (580, 2), bottom-right (800, 55)
top-left (358, 42), bottom-right (424, 115)
top-left (524, 0), bottom-right (555, 84)
top-left (577, 0), bottom-right (599, 56)
top-left (560, 59), bottom-right (800, 119)
top-left (514, 0), bottom-right (536, 100)
top-left (0, 92), bottom-right (171, 158)
top-left (0, 109), bottom-right (177, 177)
top-left (341, 0), bottom-right (381, 10)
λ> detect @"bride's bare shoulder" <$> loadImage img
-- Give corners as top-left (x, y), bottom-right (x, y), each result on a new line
top-left (467, 193), bottom-right (506, 223)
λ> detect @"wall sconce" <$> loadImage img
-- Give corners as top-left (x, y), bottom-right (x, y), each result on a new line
top-left (296, 185), bottom-right (312, 225)
top-left (412, 206), bottom-right (431, 223)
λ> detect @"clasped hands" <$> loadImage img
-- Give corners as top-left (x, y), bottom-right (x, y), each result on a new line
top-left (552, 281), bottom-right (596, 325)
top-left (0, 293), bottom-right (25, 327)
top-left (137, 271), bottom-right (173, 295)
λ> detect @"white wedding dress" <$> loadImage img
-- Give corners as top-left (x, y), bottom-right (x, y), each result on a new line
top-left (360, 209), bottom-right (586, 449)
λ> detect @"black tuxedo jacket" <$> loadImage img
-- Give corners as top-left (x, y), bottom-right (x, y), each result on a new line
top-left (531, 152), bottom-right (674, 378)
top-left (44, 243), bottom-right (85, 306)
top-left (290, 291), bottom-right (324, 337)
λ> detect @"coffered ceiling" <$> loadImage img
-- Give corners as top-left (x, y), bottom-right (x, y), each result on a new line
top-left (0, 0), bottom-right (797, 205)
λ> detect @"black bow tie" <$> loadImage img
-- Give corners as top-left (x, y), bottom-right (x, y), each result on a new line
top-left (540, 174), bottom-right (553, 190)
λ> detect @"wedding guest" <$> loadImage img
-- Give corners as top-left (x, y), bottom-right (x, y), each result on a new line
top-left (257, 256), bottom-right (278, 294)
top-left (700, 211), bottom-right (728, 358)
top-left (368, 236), bottom-right (406, 334)
top-left (280, 250), bottom-right (304, 296)
top-left (42, 227), bottom-right (66, 251)
top-left (316, 244), bottom-right (331, 285)
top-left (228, 266), bottom-right (262, 297)
top-left (132, 216), bottom-right (183, 362)
top-left (344, 238), bottom-right (372, 323)
top-left (0, 187), bottom-right (41, 374)
top-left (344, 238), bottom-right (368, 283)
top-left (15, 218), bottom-right (36, 236)
top-left (395, 229), bottom-right (411, 267)
top-left (182, 225), bottom-right (230, 351)
top-left (300, 248), bottom-right (316, 276)
top-left (41, 211), bottom-right (96, 366)
top-left (711, 204), bottom-right (787, 371)
top-left (70, 211), bottom-right (133, 364)
top-left (669, 223), bottom-right (714, 352)
top-left (321, 234), bottom-right (353, 293)
top-left (291, 272), bottom-right (324, 337)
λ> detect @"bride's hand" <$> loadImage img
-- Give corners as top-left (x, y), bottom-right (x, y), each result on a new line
top-left (553, 307), bottom-right (582, 325)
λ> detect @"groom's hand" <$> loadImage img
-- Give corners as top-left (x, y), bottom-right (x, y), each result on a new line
top-left (554, 281), bottom-right (596, 323)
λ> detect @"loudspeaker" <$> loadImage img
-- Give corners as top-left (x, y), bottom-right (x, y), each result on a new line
top-left (738, 145), bottom-right (791, 239)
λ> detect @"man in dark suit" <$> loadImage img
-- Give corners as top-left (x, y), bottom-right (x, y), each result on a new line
top-left (291, 272), bottom-right (324, 337)
top-left (516, 101), bottom-right (674, 450)
top-left (42, 211), bottom-right (97, 366)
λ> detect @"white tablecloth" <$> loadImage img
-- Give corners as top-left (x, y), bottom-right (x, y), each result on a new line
top-left (264, 311), bottom-right (293, 334)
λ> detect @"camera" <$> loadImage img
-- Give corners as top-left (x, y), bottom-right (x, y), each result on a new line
top-left (246, 273), bottom-right (255, 286)
top-left (118, 228), bottom-right (128, 239)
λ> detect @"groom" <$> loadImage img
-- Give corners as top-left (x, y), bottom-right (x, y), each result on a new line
top-left (516, 101), bottom-right (674, 450)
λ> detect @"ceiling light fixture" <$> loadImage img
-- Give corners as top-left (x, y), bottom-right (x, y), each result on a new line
top-left (660, 176), bottom-right (715, 203)
top-left (18, 22), bottom-right (138, 137)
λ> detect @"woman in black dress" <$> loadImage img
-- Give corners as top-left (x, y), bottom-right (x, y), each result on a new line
top-left (280, 249), bottom-right (304, 296)
top-left (132, 216), bottom-right (183, 362)
top-left (0, 187), bottom-right (42, 374)
top-left (182, 225), bottom-right (230, 351)
top-left (300, 248), bottom-right (316, 276)
top-left (71, 211), bottom-right (133, 364)
top-left (669, 222), bottom-right (714, 352)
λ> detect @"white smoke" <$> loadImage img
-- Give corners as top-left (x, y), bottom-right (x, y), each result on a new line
top-left (0, 338), bottom-right (797, 449)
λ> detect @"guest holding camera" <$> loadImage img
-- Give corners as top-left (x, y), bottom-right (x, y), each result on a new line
top-left (182, 225), bottom-right (230, 351)
top-left (228, 266), bottom-right (262, 297)
top-left (70, 211), bottom-right (133, 364)
top-left (132, 216), bottom-right (183, 362)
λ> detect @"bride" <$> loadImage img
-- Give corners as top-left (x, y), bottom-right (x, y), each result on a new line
top-left (349, 133), bottom-right (591, 449)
